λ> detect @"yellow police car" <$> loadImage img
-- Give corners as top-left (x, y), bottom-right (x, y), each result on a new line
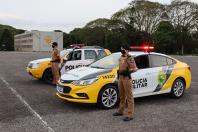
top-left (56, 47), bottom-right (191, 109)
top-left (27, 49), bottom-right (72, 83)
top-left (27, 47), bottom-right (111, 83)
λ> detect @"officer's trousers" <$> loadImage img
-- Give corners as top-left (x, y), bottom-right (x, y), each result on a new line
top-left (52, 62), bottom-right (60, 84)
top-left (118, 76), bottom-right (134, 118)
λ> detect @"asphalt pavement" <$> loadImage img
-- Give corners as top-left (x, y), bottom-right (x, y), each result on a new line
top-left (0, 52), bottom-right (198, 132)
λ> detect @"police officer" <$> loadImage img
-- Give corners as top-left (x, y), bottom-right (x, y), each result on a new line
top-left (51, 42), bottom-right (61, 85)
top-left (113, 45), bottom-right (138, 121)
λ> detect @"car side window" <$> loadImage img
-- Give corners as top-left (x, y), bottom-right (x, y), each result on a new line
top-left (84, 50), bottom-right (97, 60)
top-left (98, 50), bottom-right (107, 59)
top-left (68, 50), bottom-right (82, 61)
top-left (167, 57), bottom-right (176, 65)
top-left (134, 55), bottom-right (150, 69)
top-left (150, 55), bottom-right (168, 67)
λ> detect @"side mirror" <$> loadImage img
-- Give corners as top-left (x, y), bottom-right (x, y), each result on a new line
top-left (62, 57), bottom-right (68, 65)
top-left (61, 58), bottom-right (68, 69)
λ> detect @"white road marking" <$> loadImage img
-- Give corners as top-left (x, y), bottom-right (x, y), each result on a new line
top-left (0, 75), bottom-right (54, 132)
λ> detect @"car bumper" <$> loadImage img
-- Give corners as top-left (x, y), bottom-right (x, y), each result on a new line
top-left (56, 82), bottom-right (102, 104)
top-left (26, 67), bottom-right (42, 79)
top-left (56, 92), bottom-right (96, 104)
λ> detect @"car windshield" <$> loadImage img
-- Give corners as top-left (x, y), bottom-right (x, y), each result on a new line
top-left (89, 53), bottom-right (120, 69)
top-left (60, 50), bottom-right (71, 57)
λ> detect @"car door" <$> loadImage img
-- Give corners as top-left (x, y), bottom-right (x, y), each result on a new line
top-left (60, 50), bottom-right (85, 75)
top-left (148, 54), bottom-right (175, 93)
top-left (132, 55), bottom-right (155, 96)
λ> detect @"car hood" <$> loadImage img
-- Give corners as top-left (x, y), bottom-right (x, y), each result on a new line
top-left (30, 58), bottom-right (51, 64)
top-left (61, 67), bottom-right (112, 81)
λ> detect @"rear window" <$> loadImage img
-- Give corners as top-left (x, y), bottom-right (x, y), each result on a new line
top-left (150, 54), bottom-right (175, 67)
top-left (167, 58), bottom-right (176, 65)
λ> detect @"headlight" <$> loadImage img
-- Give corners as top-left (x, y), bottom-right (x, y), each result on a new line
top-left (28, 62), bottom-right (39, 69)
top-left (72, 78), bottom-right (98, 86)
top-left (32, 63), bottom-right (39, 68)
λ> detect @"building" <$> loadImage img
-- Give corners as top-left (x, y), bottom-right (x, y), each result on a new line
top-left (14, 30), bottom-right (63, 52)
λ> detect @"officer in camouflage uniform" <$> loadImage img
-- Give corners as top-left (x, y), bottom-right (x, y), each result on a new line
top-left (51, 42), bottom-right (61, 85)
top-left (113, 45), bottom-right (138, 121)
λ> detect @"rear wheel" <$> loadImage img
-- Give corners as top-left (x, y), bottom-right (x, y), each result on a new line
top-left (97, 85), bottom-right (119, 109)
top-left (170, 79), bottom-right (185, 98)
top-left (42, 68), bottom-right (53, 84)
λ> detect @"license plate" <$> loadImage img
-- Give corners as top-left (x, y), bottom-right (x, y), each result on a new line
top-left (57, 85), bottom-right (63, 93)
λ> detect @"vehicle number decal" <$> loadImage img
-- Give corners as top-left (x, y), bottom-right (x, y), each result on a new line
top-left (102, 75), bottom-right (115, 79)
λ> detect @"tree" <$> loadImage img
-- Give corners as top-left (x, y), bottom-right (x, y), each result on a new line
top-left (85, 18), bottom-right (110, 28)
top-left (54, 30), bottom-right (62, 32)
top-left (63, 33), bottom-right (76, 48)
top-left (85, 18), bottom-right (136, 31)
top-left (153, 21), bottom-right (176, 54)
top-left (112, 0), bottom-right (164, 34)
top-left (167, 0), bottom-right (198, 54)
top-left (70, 27), bottom-right (107, 46)
top-left (0, 29), bottom-right (14, 51)
top-left (133, 31), bottom-right (153, 45)
top-left (84, 18), bottom-right (137, 50)
top-left (62, 0), bottom-right (198, 54)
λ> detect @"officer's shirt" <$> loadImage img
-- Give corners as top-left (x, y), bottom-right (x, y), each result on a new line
top-left (51, 48), bottom-right (60, 61)
top-left (119, 55), bottom-right (137, 72)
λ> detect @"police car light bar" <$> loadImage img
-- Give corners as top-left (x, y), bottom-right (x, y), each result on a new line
top-left (130, 46), bottom-right (154, 52)
top-left (70, 44), bottom-right (85, 49)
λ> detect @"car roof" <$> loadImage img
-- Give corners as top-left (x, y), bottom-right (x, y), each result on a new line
top-left (81, 46), bottom-right (104, 49)
top-left (112, 51), bottom-right (175, 59)
top-left (62, 48), bottom-right (73, 51)
top-left (74, 48), bottom-right (104, 51)
top-left (112, 51), bottom-right (150, 56)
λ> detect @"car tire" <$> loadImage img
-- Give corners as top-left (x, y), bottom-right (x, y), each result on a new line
top-left (42, 68), bottom-right (53, 84)
top-left (97, 85), bottom-right (119, 109)
top-left (170, 79), bottom-right (185, 98)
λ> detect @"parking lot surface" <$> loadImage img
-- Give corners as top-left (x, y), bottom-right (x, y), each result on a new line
top-left (0, 52), bottom-right (198, 132)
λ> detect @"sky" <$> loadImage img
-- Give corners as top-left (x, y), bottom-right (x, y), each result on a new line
top-left (0, 0), bottom-right (197, 33)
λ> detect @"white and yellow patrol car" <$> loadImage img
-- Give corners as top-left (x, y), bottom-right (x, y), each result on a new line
top-left (56, 49), bottom-right (191, 109)
top-left (60, 46), bottom-right (111, 75)
top-left (27, 49), bottom-right (72, 83)
top-left (27, 46), bottom-right (111, 83)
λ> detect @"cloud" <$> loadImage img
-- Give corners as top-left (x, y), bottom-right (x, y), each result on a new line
top-left (0, 12), bottom-right (97, 32)
top-left (0, 13), bottom-right (25, 20)
top-left (0, 13), bottom-right (35, 30)
top-left (0, 0), bottom-right (132, 32)
top-left (0, 0), bottom-right (197, 32)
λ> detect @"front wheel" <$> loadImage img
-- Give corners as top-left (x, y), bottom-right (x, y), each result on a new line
top-left (97, 85), bottom-right (119, 109)
top-left (170, 79), bottom-right (185, 98)
top-left (42, 69), bottom-right (53, 84)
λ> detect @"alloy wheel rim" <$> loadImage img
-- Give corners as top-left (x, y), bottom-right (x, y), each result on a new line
top-left (174, 81), bottom-right (184, 97)
top-left (102, 88), bottom-right (118, 108)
